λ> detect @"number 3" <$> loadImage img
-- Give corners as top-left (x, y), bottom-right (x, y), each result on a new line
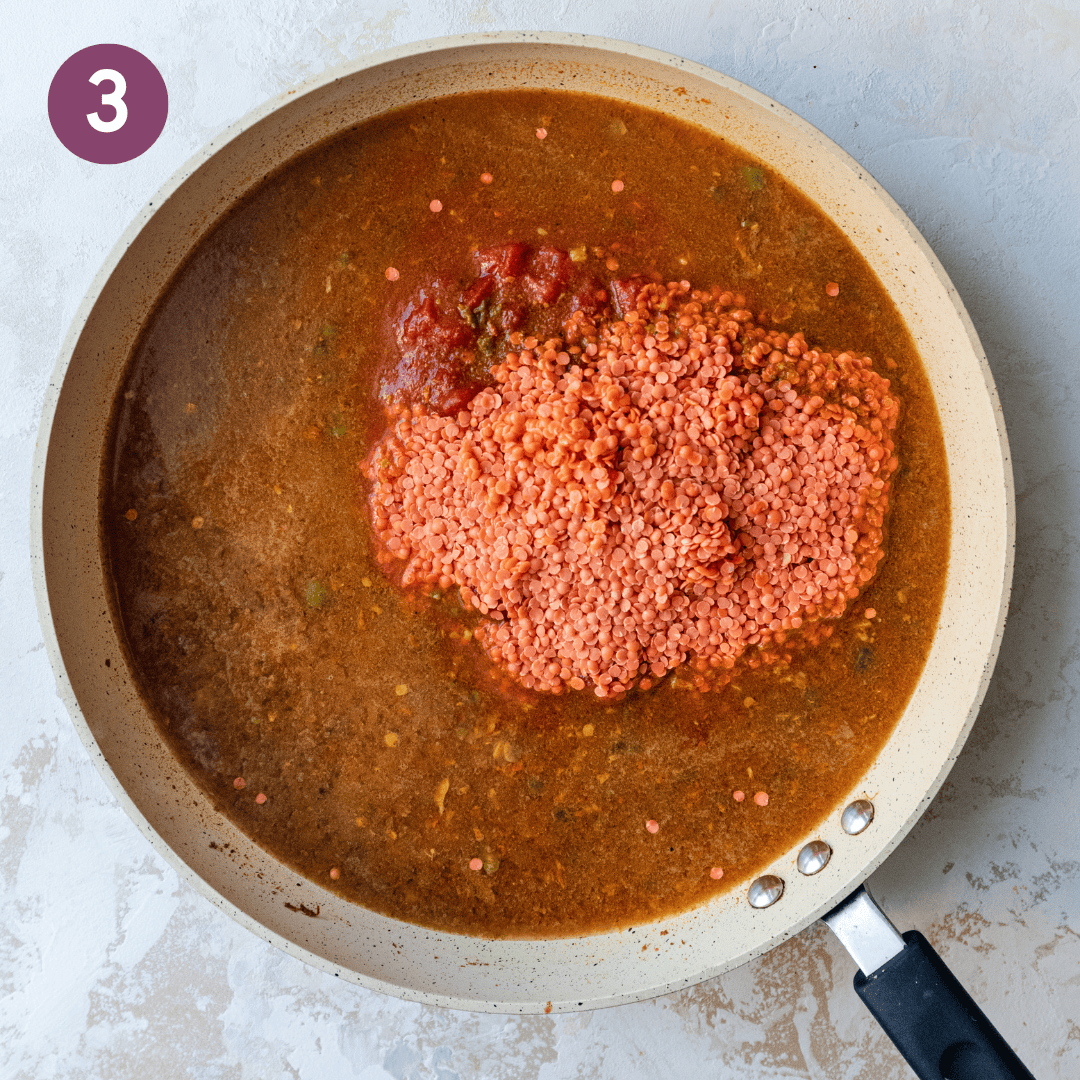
top-left (86, 68), bottom-right (128, 133)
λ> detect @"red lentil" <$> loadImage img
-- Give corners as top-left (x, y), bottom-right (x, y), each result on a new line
top-left (368, 280), bottom-right (898, 696)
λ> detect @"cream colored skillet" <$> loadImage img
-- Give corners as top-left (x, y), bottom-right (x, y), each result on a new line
top-left (31, 33), bottom-right (1028, 1079)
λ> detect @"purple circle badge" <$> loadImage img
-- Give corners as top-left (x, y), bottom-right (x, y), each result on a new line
top-left (49, 45), bottom-right (168, 165)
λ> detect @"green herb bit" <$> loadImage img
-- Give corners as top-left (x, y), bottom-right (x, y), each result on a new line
top-left (742, 165), bottom-right (765, 192)
top-left (313, 324), bottom-right (339, 360)
top-left (459, 299), bottom-right (492, 331)
top-left (328, 412), bottom-right (347, 439)
top-left (305, 580), bottom-right (330, 608)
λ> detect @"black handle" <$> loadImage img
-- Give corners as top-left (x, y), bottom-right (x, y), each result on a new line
top-left (854, 931), bottom-right (1036, 1080)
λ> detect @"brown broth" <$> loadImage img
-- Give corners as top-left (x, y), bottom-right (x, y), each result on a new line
top-left (102, 90), bottom-right (949, 937)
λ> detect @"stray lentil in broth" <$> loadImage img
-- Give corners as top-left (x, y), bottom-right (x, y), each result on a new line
top-left (104, 90), bottom-right (949, 937)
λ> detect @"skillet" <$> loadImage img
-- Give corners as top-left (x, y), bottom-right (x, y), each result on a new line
top-left (30, 32), bottom-right (1022, 1078)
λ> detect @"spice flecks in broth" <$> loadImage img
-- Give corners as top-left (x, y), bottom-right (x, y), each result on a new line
top-left (103, 90), bottom-right (948, 937)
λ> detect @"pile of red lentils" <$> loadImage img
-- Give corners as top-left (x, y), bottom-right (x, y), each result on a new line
top-left (367, 280), bottom-right (898, 696)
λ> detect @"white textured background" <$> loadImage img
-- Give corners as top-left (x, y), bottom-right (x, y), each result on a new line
top-left (4, 1), bottom-right (1079, 1077)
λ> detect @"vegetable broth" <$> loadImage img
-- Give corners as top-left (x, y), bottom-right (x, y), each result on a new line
top-left (103, 90), bottom-right (949, 936)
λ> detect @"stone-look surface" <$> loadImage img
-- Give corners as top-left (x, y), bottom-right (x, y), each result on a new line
top-left (4, 1), bottom-right (1078, 1076)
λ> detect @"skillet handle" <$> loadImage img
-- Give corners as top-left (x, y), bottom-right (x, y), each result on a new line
top-left (853, 930), bottom-right (1036, 1080)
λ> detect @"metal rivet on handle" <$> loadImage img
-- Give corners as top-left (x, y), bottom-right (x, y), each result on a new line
top-left (747, 874), bottom-right (784, 908)
top-left (841, 799), bottom-right (874, 835)
top-left (797, 840), bottom-right (832, 875)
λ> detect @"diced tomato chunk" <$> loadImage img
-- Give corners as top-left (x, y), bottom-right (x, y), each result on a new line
top-left (523, 246), bottom-right (572, 305)
top-left (460, 275), bottom-right (495, 310)
top-left (437, 385), bottom-right (479, 415)
top-left (382, 244), bottom-right (607, 414)
top-left (382, 288), bottom-right (480, 414)
top-left (476, 242), bottom-right (528, 281)
top-left (398, 294), bottom-right (474, 352)
top-left (610, 277), bottom-right (647, 316)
